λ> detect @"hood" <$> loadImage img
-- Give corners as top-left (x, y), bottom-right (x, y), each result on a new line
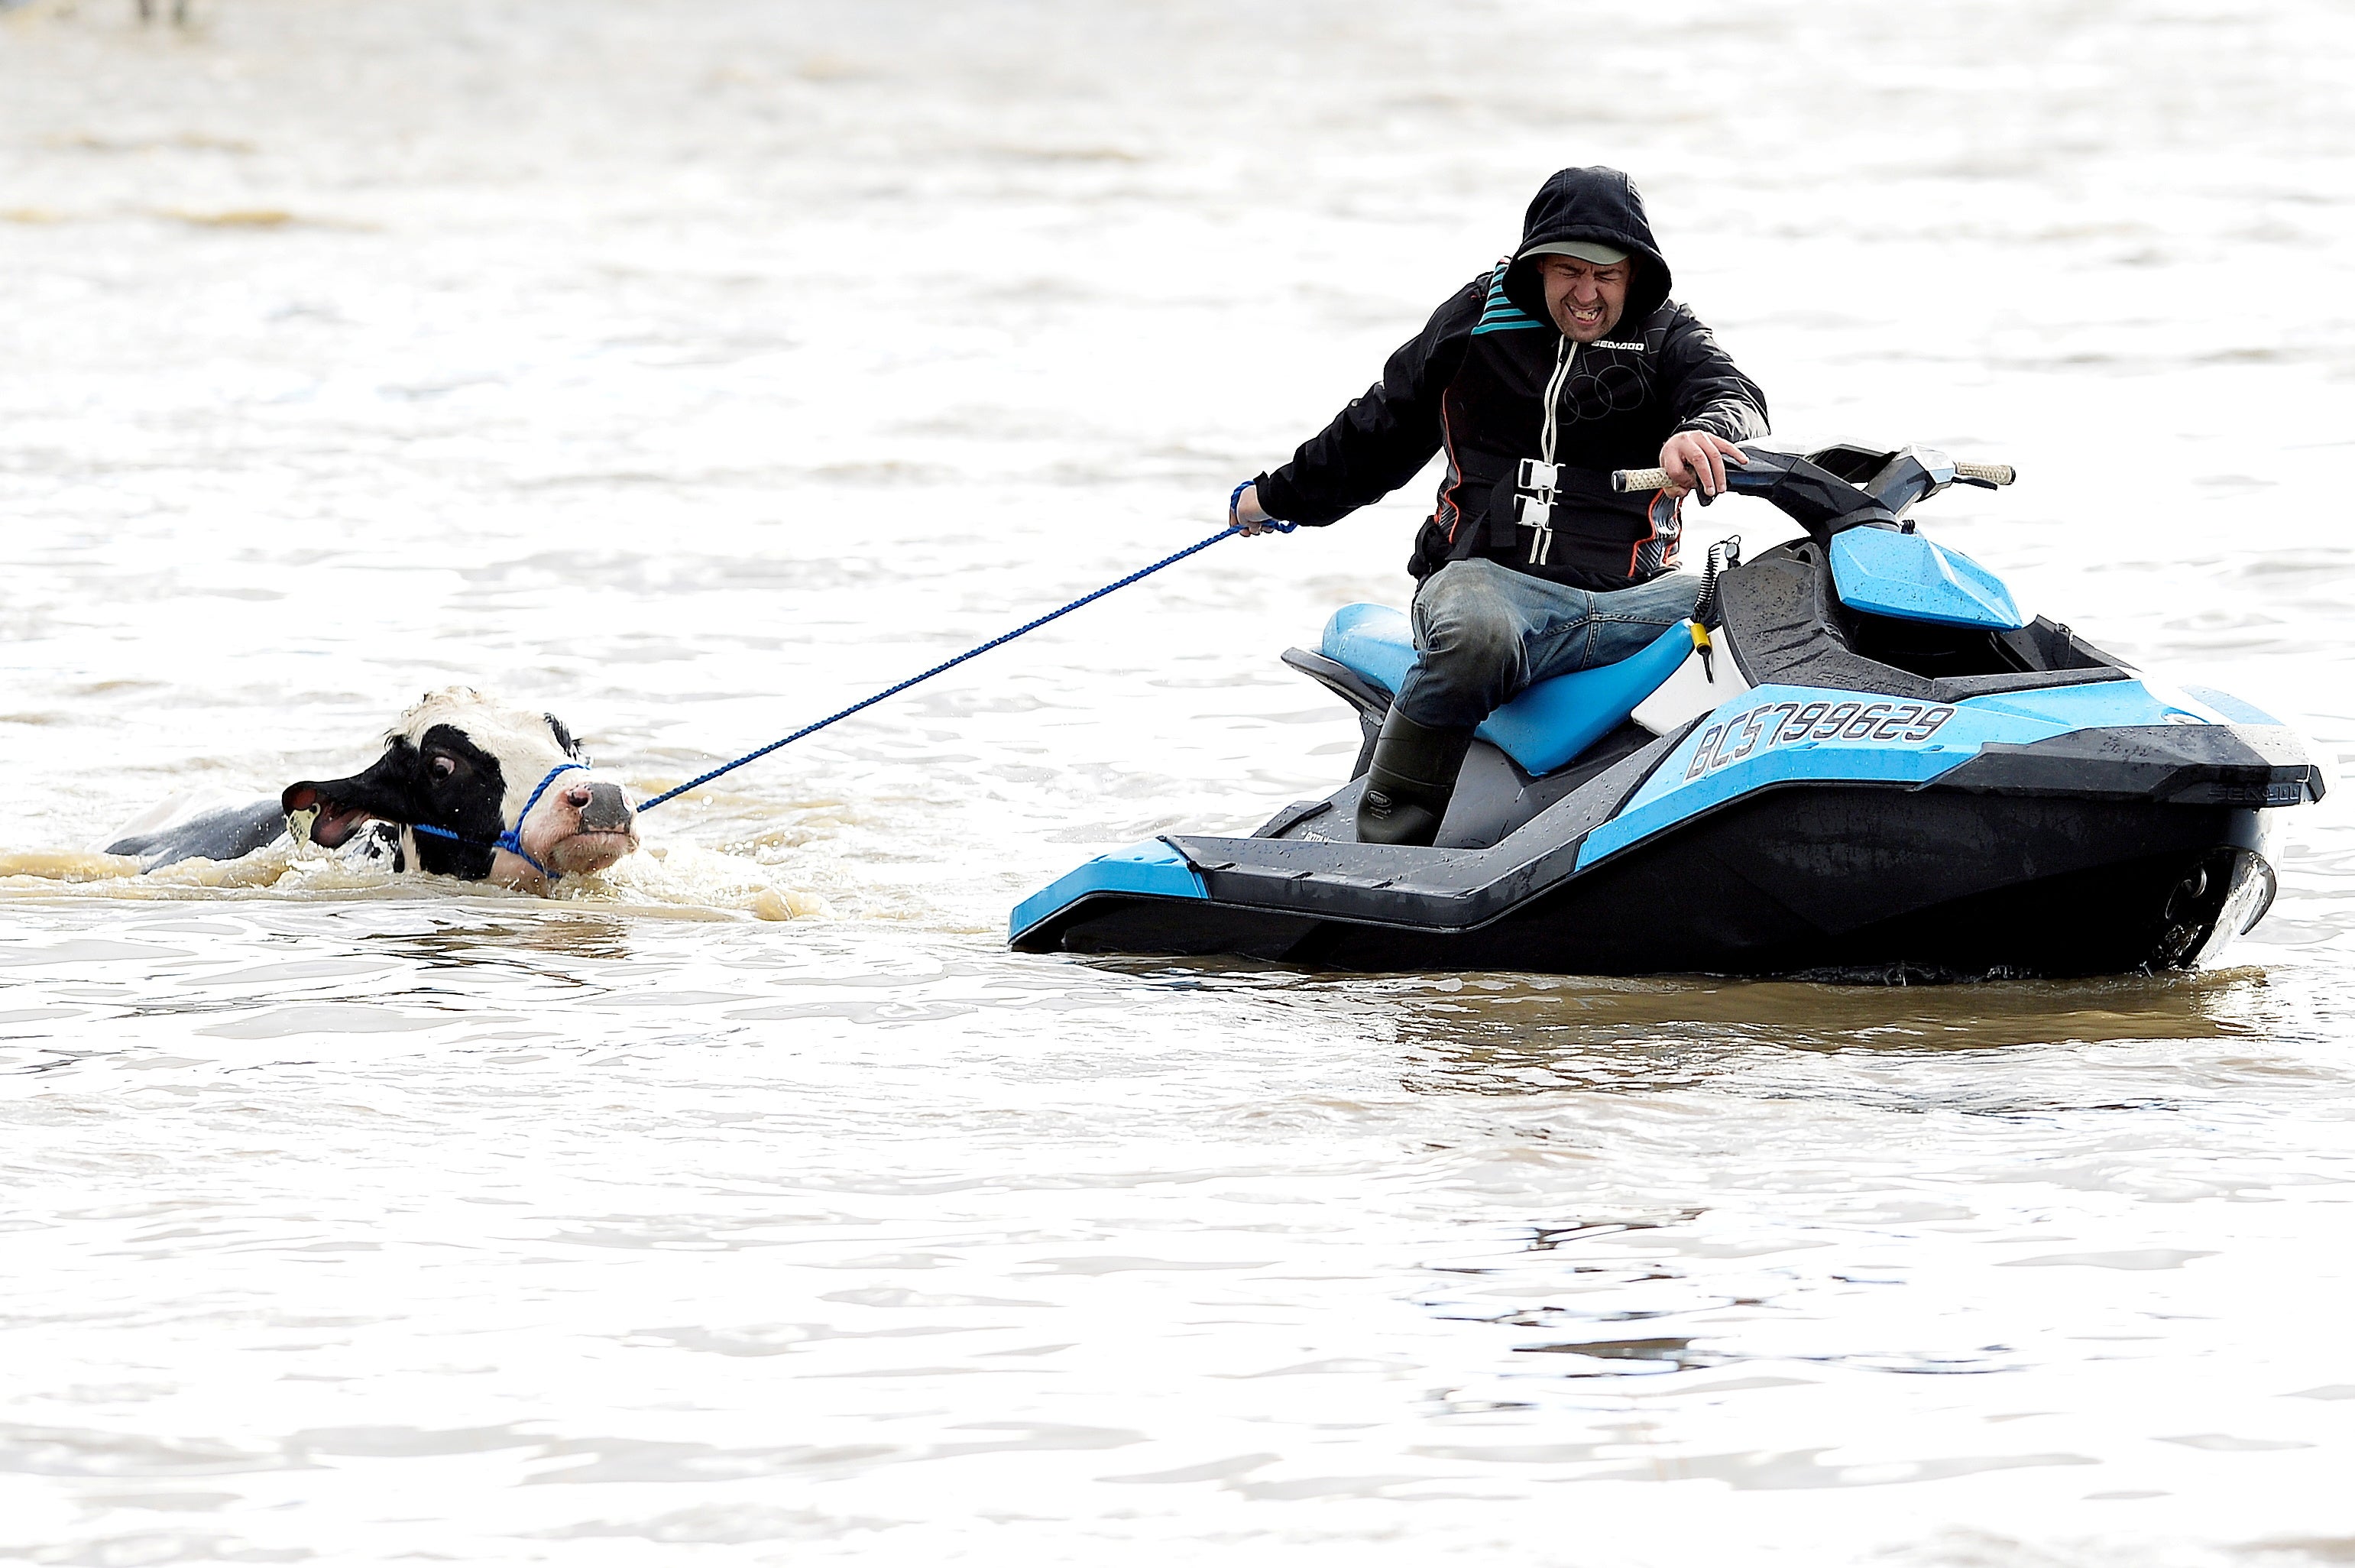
top-left (1501, 166), bottom-right (1672, 330)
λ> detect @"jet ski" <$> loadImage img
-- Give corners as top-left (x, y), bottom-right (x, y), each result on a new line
top-left (1011, 443), bottom-right (2325, 978)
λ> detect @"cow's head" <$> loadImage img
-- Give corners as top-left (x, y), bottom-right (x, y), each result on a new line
top-left (281, 688), bottom-right (640, 889)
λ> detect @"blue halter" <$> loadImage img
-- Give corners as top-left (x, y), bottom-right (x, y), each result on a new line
top-left (410, 762), bottom-right (588, 879)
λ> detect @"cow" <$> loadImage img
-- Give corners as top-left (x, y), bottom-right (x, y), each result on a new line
top-left (102, 688), bottom-right (640, 892)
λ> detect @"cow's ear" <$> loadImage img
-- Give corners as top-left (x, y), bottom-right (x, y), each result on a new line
top-left (546, 713), bottom-right (584, 760)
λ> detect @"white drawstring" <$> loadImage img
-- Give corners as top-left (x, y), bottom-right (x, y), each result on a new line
top-left (1540, 335), bottom-right (1572, 467)
top-left (1528, 336), bottom-right (1576, 564)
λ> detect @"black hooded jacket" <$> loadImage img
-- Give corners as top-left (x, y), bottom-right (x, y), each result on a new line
top-left (1254, 167), bottom-right (1768, 591)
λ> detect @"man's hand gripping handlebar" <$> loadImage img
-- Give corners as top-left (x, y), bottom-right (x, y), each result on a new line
top-left (1656, 430), bottom-right (1749, 501)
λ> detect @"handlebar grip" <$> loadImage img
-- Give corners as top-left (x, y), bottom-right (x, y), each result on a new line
top-left (1955, 461), bottom-right (2016, 486)
top-left (1612, 467), bottom-right (1671, 493)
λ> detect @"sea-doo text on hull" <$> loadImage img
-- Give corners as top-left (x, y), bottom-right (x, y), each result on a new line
top-left (1012, 445), bottom-right (2324, 978)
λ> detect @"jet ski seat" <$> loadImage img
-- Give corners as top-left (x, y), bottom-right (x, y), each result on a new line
top-left (1320, 603), bottom-right (1697, 777)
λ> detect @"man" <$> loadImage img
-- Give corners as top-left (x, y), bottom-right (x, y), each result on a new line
top-left (1232, 166), bottom-right (1768, 846)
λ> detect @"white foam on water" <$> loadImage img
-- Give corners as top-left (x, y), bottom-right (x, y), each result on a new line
top-left (2, 831), bottom-right (824, 920)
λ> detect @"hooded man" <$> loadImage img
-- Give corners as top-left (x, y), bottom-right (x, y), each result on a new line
top-left (1232, 166), bottom-right (1769, 846)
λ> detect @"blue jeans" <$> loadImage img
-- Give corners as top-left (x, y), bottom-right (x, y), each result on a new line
top-left (1391, 558), bottom-right (1701, 730)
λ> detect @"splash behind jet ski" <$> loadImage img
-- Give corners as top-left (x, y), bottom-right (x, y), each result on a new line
top-left (1011, 443), bottom-right (2325, 979)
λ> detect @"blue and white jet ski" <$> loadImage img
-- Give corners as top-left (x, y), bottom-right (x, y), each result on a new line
top-left (1012, 444), bottom-right (2325, 977)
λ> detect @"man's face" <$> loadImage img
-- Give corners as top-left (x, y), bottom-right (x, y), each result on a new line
top-left (1538, 254), bottom-right (1631, 343)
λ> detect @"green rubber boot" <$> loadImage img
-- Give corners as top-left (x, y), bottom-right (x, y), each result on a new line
top-left (1356, 708), bottom-right (1476, 847)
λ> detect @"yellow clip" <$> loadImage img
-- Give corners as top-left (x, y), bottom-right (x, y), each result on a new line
top-left (1692, 623), bottom-right (1712, 650)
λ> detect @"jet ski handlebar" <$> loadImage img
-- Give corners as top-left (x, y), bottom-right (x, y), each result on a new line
top-left (1609, 443), bottom-right (2016, 537)
top-left (1610, 453), bottom-right (2014, 494)
top-left (1609, 466), bottom-right (1677, 493)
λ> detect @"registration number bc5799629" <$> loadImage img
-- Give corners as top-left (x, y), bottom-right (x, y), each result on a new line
top-left (1683, 698), bottom-right (1958, 782)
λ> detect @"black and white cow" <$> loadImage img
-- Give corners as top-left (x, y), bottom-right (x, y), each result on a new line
top-left (104, 688), bottom-right (640, 892)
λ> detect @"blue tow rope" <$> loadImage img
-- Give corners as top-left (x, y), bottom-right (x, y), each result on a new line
top-left (636, 501), bottom-right (1294, 815)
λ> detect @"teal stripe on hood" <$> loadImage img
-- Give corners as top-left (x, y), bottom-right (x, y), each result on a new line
top-left (1500, 166), bottom-right (1672, 329)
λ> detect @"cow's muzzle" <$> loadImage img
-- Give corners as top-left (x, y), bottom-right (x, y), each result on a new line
top-left (533, 777), bottom-right (642, 878)
top-left (578, 781), bottom-right (633, 833)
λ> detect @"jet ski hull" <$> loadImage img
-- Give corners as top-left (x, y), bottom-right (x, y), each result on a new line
top-left (1016, 789), bottom-right (2279, 979)
top-left (1013, 679), bottom-right (2318, 979)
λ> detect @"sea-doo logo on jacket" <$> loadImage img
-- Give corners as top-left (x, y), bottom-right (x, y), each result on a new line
top-left (1252, 165), bottom-right (1769, 592)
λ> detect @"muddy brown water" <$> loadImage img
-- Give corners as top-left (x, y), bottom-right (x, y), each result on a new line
top-left (4, 1), bottom-right (2355, 1562)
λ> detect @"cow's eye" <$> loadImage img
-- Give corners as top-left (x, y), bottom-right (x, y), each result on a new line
top-left (427, 755), bottom-right (458, 781)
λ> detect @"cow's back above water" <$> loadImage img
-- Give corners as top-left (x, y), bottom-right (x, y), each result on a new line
top-left (105, 795), bottom-right (311, 872)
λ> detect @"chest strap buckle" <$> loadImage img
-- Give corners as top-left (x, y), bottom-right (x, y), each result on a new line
top-left (1517, 458), bottom-right (1562, 499)
top-left (1514, 492), bottom-right (1556, 565)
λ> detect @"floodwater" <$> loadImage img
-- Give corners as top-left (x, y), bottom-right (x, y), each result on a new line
top-left (4, 0), bottom-right (2355, 1561)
